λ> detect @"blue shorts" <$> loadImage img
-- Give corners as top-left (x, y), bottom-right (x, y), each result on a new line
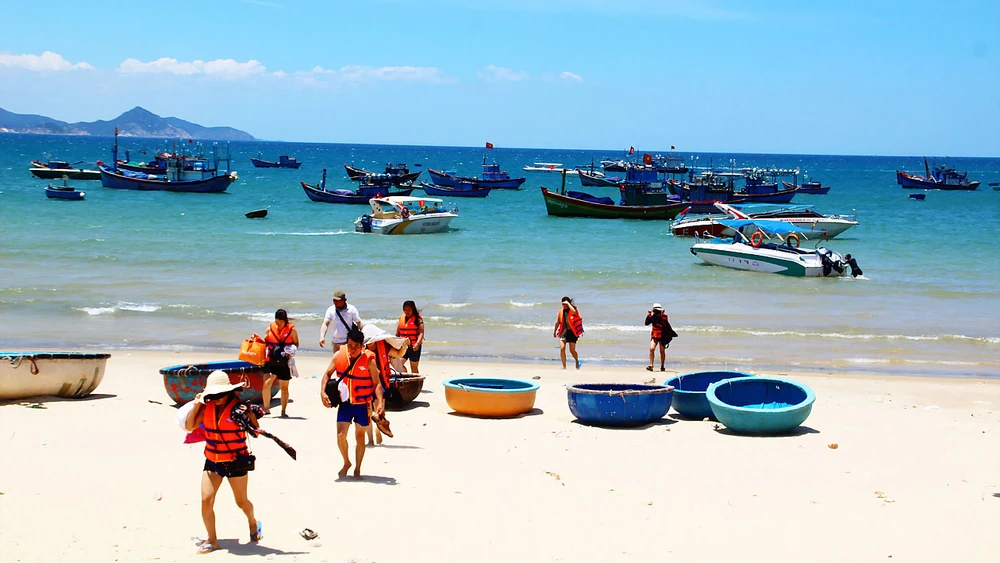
top-left (337, 402), bottom-right (370, 426)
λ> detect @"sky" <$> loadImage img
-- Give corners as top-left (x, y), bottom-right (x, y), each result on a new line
top-left (1, 0), bottom-right (998, 156)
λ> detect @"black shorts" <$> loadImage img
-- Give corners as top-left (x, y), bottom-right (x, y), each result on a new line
top-left (652, 337), bottom-right (672, 347)
top-left (561, 330), bottom-right (578, 344)
top-left (204, 458), bottom-right (249, 478)
top-left (265, 362), bottom-right (291, 381)
top-left (403, 346), bottom-right (422, 362)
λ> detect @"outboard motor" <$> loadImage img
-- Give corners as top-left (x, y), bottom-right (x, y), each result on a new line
top-left (360, 214), bottom-right (373, 233)
top-left (844, 254), bottom-right (863, 278)
top-left (817, 247), bottom-right (835, 276)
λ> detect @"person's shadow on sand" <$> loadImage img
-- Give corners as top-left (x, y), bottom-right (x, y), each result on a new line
top-left (213, 541), bottom-right (307, 557)
top-left (335, 474), bottom-right (397, 485)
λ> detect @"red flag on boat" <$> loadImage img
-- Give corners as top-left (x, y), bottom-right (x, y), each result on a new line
top-left (486, 142), bottom-right (494, 149)
top-left (189, 139), bottom-right (194, 144)
top-left (642, 153), bottom-right (653, 165)
top-left (628, 146), bottom-right (635, 154)
top-left (671, 145), bottom-right (675, 150)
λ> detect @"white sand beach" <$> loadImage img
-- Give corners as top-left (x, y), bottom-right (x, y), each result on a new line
top-left (0, 351), bottom-right (997, 562)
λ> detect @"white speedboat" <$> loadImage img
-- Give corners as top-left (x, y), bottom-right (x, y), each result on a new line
top-left (523, 162), bottom-right (579, 174)
top-left (672, 202), bottom-right (858, 239)
top-left (690, 220), bottom-right (857, 277)
top-left (0, 352), bottom-right (111, 400)
top-left (355, 196), bottom-right (458, 234)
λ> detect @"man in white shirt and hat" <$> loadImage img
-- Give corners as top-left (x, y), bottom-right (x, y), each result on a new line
top-left (320, 290), bottom-right (364, 354)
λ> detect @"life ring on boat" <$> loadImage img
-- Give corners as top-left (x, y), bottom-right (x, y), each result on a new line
top-left (400, 206), bottom-right (410, 219)
top-left (750, 232), bottom-right (763, 247)
top-left (786, 233), bottom-right (800, 248)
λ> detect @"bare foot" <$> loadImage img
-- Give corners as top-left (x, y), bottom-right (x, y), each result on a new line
top-left (376, 434), bottom-right (383, 445)
top-left (338, 462), bottom-right (352, 479)
top-left (353, 468), bottom-right (363, 479)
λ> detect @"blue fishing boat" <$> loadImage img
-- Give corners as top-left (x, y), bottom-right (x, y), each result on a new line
top-left (428, 155), bottom-right (526, 190)
top-left (344, 163), bottom-right (420, 184)
top-left (250, 154), bottom-right (302, 169)
top-left (98, 129), bottom-right (237, 193)
top-left (737, 169), bottom-right (797, 203)
top-left (301, 168), bottom-right (414, 203)
top-left (418, 181), bottom-right (491, 198)
top-left (896, 158), bottom-right (980, 191)
top-left (44, 182), bottom-right (85, 200)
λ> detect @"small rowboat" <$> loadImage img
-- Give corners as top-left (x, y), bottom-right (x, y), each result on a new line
top-left (245, 208), bottom-right (268, 218)
top-left (0, 352), bottom-right (111, 400)
top-left (45, 184), bottom-right (85, 200)
top-left (707, 376), bottom-right (815, 435)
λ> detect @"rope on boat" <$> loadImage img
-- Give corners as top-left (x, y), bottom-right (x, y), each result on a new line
top-left (4, 354), bottom-right (40, 374)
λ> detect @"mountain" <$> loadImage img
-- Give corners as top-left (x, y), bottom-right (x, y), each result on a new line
top-left (0, 106), bottom-right (254, 140)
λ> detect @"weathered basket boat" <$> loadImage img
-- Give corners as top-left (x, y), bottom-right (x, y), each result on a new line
top-left (566, 383), bottom-right (674, 426)
top-left (159, 360), bottom-right (270, 404)
top-left (443, 377), bottom-right (538, 417)
top-left (385, 373), bottom-right (426, 409)
top-left (707, 376), bottom-right (815, 435)
top-left (665, 371), bottom-right (752, 420)
top-left (0, 352), bottom-right (111, 400)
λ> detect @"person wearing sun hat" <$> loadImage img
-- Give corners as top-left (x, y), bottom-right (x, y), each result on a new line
top-left (320, 290), bottom-right (364, 355)
top-left (183, 371), bottom-right (263, 554)
top-left (644, 303), bottom-right (678, 372)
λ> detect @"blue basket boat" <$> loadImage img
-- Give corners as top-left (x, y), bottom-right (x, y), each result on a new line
top-left (665, 371), bottom-right (752, 420)
top-left (566, 383), bottom-right (674, 427)
top-left (707, 377), bottom-right (815, 435)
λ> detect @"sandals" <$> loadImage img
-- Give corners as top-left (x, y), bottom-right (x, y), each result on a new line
top-left (645, 366), bottom-right (654, 372)
top-left (250, 520), bottom-right (263, 543)
top-left (300, 528), bottom-right (319, 541)
top-left (372, 414), bottom-right (393, 438)
top-left (196, 541), bottom-right (217, 554)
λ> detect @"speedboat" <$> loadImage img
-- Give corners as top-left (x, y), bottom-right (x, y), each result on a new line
top-left (355, 196), bottom-right (458, 234)
top-left (523, 162), bottom-right (579, 174)
top-left (690, 219), bottom-right (856, 277)
top-left (671, 202), bottom-right (858, 238)
top-left (29, 159), bottom-right (101, 180)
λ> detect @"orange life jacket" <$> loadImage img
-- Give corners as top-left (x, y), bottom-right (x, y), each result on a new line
top-left (396, 314), bottom-right (421, 345)
top-left (555, 308), bottom-right (584, 337)
top-left (201, 399), bottom-right (249, 463)
top-left (371, 340), bottom-right (392, 391)
top-left (335, 348), bottom-right (376, 404)
top-left (266, 322), bottom-right (294, 360)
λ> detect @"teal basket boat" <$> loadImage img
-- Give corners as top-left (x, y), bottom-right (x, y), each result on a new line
top-left (707, 376), bottom-right (815, 435)
top-left (665, 371), bottom-right (752, 420)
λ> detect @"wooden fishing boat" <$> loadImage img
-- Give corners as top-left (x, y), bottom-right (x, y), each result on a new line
top-left (302, 168), bottom-right (414, 203)
top-left (29, 160), bottom-right (101, 180)
top-left (344, 163), bottom-right (421, 184)
top-left (98, 129), bottom-right (237, 193)
top-left (250, 154), bottom-right (302, 169)
top-left (443, 377), bottom-right (539, 418)
top-left (782, 180), bottom-right (831, 195)
top-left (541, 188), bottom-right (686, 219)
top-left (896, 158), bottom-right (979, 190)
top-left (45, 179), bottom-right (85, 200)
top-left (566, 383), bottom-right (674, 427)
top-left (577, 169), bottom-right (621, 187)
top-left (419, 181), bottom-right (491, 197)
top-left (0, 352), bottom-right (111, 400)
top-left (707, 376), bottom-right (815, 435)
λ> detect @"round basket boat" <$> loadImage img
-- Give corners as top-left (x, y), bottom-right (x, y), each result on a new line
top-left (385, 373), bottom-right (426, 409)
top-left (443, 377), bottom-right (539, 418)
top-left (159, 361), bottom-right (269, 405)
top-left (566, 383), bottom-right (674, 427)
top-left (0, 352), bottom-right (111, 400)
top-left (665, 371), bottom-right (753, 420)
top-left (707, 376), bottom-right (815, 435)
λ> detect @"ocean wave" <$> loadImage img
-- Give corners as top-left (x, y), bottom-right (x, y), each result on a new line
top-left (682, 325), bottom-right (999, 346)
top-left (75, 301), bottom-right (162, 315)
top-left (508, 300), bottom-right (541, 308)
top-left (438, 303), bottom-right (470, 309)
top-left (256, 231), bottom-right (353, 236)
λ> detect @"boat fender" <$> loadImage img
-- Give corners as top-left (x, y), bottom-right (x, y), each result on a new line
top-left (750, 232), bottom-right (763, 247)
top-left (786, 233), bottom-right (800, 248)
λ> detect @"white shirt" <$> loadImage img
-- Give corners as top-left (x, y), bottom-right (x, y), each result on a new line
top-left (324, 303), bottom-right (362, 344)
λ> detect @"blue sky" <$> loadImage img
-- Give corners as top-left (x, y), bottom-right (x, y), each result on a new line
top-left (1, 0), bottom-right (997, 156)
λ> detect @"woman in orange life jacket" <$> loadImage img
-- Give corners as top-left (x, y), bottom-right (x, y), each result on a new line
top-left (183, 371), bottom-right (262, 554)
top-left (553, 296), bottom-right (584, 369)
top-left (645, 303), bottom-right (678, 372)
top-left (396, 300), bottom-right (424, 374)
top-left (321, 328), bottom-right (385, 479)
top-left (262, 309), bottom-right (299, 417)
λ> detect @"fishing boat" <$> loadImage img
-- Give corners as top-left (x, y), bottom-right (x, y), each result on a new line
top-left (116, 149), bottom-right (214, 174)
top-left (302, 168), bottom-right (414, 204)
top-left (428, 157), bottom-right (525, 190)
top-left (29, 160), bottom-right (101, 180)
top-left (250, 154), bottom-right (302, 169)
top-left (601, 159), bottom-right (627, 172)
top-left (355, 196), bottom-right (458, 234)
top-left (782, 180), bottom-right (830, 195)
top-left (523, 162), bottom-right (579, 174)
top-left (344, 163), bottom-right (421, 184)
top-left (652, 154), bottom-right (689, 174)
top-left (690, 219), bottom-right (855, 277)
top-left (97, 129), bottom-right (237, 193)
top-left (44, 179), bottom-right (85, 200)
top-left (671, 203), bottom-right (858, 238)
top-left (736, 169), bottom-right (798, 203)
top-left (542, 165), bottom-right (686, 219)
top-left (896, 158), bottom-right (980, 190)
top-left (0, 352), bottom-right (111, 400)
top-left (419, 181), bottom-right (491, 198)
top-left (577, 169), bottom-right (621, 187)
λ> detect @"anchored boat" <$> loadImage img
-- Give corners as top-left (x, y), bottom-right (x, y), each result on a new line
top-left (897, 158), bottom-right (980, 190)
top-left (97, 129), bottom-right (237, 193)
top-left (355, 196), bottom-right (458, 234)
top-left (250, 154), bottom-right (302, 168)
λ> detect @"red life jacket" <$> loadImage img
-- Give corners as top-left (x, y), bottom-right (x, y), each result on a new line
top-left (396, 314), bottom-right (421, 345)
top-left (555, 308), bottom-right (584, 337)
top-left (201, 399), bottom-right (249, 463)
top-left (335, 348), bottom-right (376, 404)
top-left (266, 321), bottom-right (294, 360)
top-left (371, 340), bottom-right (392, 391)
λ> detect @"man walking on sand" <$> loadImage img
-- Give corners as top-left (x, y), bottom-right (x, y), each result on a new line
top-left (321, 328), bottom-right (385, 479)
top-left (320, 290), bottom-right (364, 355)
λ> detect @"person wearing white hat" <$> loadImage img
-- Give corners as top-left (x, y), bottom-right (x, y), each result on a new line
top-left (183, 371), bottom-right (262, 554)
top-left (644, 303), bottom-right (678, 372)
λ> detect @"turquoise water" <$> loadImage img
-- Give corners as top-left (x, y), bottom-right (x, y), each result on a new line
top-left (1, 134), bottom-right (998, 377)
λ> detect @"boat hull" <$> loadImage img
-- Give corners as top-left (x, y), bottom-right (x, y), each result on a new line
top-left (542, 188), bottom-right (686, 219)
top-left (782, 180), bottom-right (830, 195)
top-left (99, 166), bottom-right (236, 193)
top-left (707, 377), bottom-right (815, 435)
top-left (691, 240), bottom-right (847, 277)
top-left (301, 182), bottom-right (413, 203)
top-left (673, 216), bottom-right (855, 238)
top-left (250, 157), bottom-right (302, 169)
top-left (159, 360), bottom-right (272, 405)
top-left (0, 352), bottom-right (110, 400)
top-left (356, 213), bottom-right (457, 234)
top-left (443, 378), bottom-right (539, 418)
top-left (896, 171), bottom-right (979, 190)
top-left (578, 170), bottom-right (620, 187)
top-left (30, 168), bottom-right (101, 180)
top-left (419, 182), bottom-right (490, 197)
top-left (45, 187), bottom-right (85, 200)
top-left (566, 383), bottom-right (674, 427)
top-left (428, 169), bottom-right (522, 190)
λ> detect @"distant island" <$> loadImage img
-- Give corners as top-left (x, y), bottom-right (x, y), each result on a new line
top-left (0, 106), bottom-right (255, 141)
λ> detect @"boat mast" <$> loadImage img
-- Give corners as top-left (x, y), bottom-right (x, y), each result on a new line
top-left (112, 127), bottom-right (119, 173)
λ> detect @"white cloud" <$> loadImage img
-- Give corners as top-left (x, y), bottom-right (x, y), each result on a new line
top-left (117, 57), bottom-right (267, 78)
top-left (337, 65), bottom-right (449, 83)
top-left (0, 51), bottom-right (94, 71)
top-left (310, 66), bottom-right (336, 75)
top-left (559, 71), bottom-right (583, 82)
top-left (271, 70), bottom-right (287, 77)
top-left (478, 64), bottom-right (528, 82)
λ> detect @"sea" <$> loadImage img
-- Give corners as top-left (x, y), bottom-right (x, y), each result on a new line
top-left (1, 134), bottom-right (998, 378)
